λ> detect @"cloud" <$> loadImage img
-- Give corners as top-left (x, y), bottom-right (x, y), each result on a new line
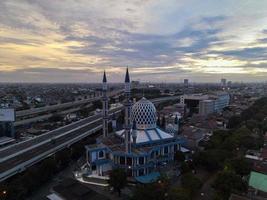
top-left (0, 0), bottom-right (267, 82)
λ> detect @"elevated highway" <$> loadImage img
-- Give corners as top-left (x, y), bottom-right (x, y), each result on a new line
top-left (0, 95), bottom-right (180, 182)
top-left (16, 90), bottom-right (123, 118)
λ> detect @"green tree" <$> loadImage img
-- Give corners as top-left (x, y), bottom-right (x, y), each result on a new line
top-left (194, 150), bottom-right (231, 171)
top-left (167, 187), bottom-right (191, 200)
top-left (246, 119), bottom-right (259, 131)
top-left (228, 115), bottom-right (242, 129)
top-left (212, 171), bottom-right (247, 200)
top-left (108, 168), bottom-right (127, 196)
top-left (56, 149), bottom-right (71, 169)
top-left (181, 173), bottom-right (202, 197)
top-left (225, 158), bottom-right (251, 176)
top-left (132, 176), bottom-right (170, 200)
top-left (174, 151), bottom-right (185, 163)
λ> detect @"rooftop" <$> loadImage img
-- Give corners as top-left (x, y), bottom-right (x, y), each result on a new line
top-left (249, 171), bottom-right (267, 192)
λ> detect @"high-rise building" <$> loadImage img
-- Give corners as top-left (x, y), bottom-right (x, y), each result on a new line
top-left (221, 78), bottom-right (227, 87)
top-left (199, 100), bottom-right (215, 116)
top-left (184, 79), bottom-right (189, 87)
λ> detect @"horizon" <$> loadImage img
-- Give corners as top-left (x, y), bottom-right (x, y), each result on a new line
top-left (1, 0), bottom-right (267, 82)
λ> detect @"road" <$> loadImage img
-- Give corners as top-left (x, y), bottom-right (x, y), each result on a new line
top-left (0, 106), bottom-right (123, 182)
top-left (16, 90), bottom-right (123, 118)
top-left (0, 96), bottom-right (180, 182)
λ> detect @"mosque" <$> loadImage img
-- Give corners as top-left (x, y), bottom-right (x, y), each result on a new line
top-left (85, 68), bottom-right (184, 178)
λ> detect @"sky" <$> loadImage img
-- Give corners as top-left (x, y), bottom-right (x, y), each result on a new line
top-left (1, 0), bottom-right (267, 83)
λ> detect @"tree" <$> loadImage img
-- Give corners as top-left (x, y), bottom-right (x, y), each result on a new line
top-left (194, 150), bottom-right (231, 171)
top-left (212, 171), bottom-right (247, 200)
top-left (181, 173), bottom-right (202, 197)
top-left (228, 115), bottom-right (242, 129)
top-left (108, 168), bottom-right (127, 196)
top-left (56, 149), bottom-right (71, 169)
top-left (225, 158), bottom-right (251, 176)
top-left (132, 176), bottom-right (170, 200)
top-left (167, 187), bottom-right (191, 200)
top-left (246, 119), bottom-right (259, 131)
top-left (174, 151), bottom-right (185, 163)
top-left (132, 183), bottom-right (165, 200)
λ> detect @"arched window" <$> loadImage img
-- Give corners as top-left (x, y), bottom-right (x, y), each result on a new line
top-left (99, 150), bottom-right (104, 158)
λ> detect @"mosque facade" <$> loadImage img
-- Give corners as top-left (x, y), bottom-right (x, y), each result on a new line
top-left (85, 69), bottom-right (184, 177)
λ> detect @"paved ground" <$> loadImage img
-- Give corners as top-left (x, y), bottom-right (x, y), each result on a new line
top-left (27, 161), bottom-right (76, 200)
top-left (194, 169), bottom-right (217, 200)
top-left (27, 160), bottom-right (126, 200)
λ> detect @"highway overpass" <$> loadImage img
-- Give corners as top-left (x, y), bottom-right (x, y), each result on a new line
top-left (0, 96), bottom-right (180, 182)
top-left (14, 90), bottom-right (123, 126)
top-left (16, 90), bottom-right (123, 118)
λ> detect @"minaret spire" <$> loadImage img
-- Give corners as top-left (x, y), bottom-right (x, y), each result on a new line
top-left (102, 70), bottom-right (108, 137)
top-left (125, 67), bottom-right (130, 83)
top-left (103, 70), bottom-right (107, 83)
top-left (124, 67), bottom-right (132, 153)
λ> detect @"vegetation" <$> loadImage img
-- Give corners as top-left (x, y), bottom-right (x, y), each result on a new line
top-left (174, 151), bottom-right (185, 163)
top-left (131, 88), bottom-right (163, 99)
top-left (193, 97), bottom-right (267, 199)
top-left (168, 187), bottom-right (191, 200)
top-left (132, 174), bottom-right (201, 200)
top-left (181, 173), bottom-right (202, 198)
top-left (108, 168), bottom-right (127, 196)
top-left (132, 175), bottom-right (170, 200)
top-left (212, 170), bottom-right (247, 199)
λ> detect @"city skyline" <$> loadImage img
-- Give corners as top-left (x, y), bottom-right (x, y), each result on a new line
top-left (1, 0), bottom-right (267, 83)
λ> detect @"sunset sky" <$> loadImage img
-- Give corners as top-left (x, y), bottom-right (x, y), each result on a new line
top-left (1, 0), bottom-right (267, 83)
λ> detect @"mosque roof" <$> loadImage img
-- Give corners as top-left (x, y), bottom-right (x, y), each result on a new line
top-left (115, 127), bottom-right (173, 144)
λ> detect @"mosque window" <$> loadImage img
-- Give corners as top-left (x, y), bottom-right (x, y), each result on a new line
top-left (151, 151), bottom-right (154, 159)
top-left (164, 146), bottom-right (168, 154)
top-left (127, 157), bottom-right (132, 165)
top-left (99, 150), bottom-right (104, 158)
top-left (120, 156), bottom-right (125, 165)
top-left (139, 169), bottom-right (144, 176)
top-left (139, 157), bottom-right (144, 165)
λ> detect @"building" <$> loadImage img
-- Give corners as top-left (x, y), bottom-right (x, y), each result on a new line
top-left (184, 79), bottom-right (189, 87)
top-left (212, 92), bottom-right (230, 112)
top-left (221, 78), bottom-right (226, 87)
top-left (181, 126), bottom-right (205, 150)
top-left (199, 100), bottom-right (214, 116)
top-left (160, 103), bottom-right (186, 117)
top-left (131, 80), bottom-right (140, 88)
top-left (85, 69), bottom-right (184, 178)
top-left (248, 171), bottom-right (267, 196)
top-left (181, 92), bottom-right (230, 116)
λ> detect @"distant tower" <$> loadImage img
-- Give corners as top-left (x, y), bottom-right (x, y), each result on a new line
top-left (184, 79), bottom-right (189, 88)
top-left (124, 67), bottom-right (132, 154)
top-left (102, 71), bottom-right (109, 138)
top-left (221, 78), bottom-right (226, 87)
